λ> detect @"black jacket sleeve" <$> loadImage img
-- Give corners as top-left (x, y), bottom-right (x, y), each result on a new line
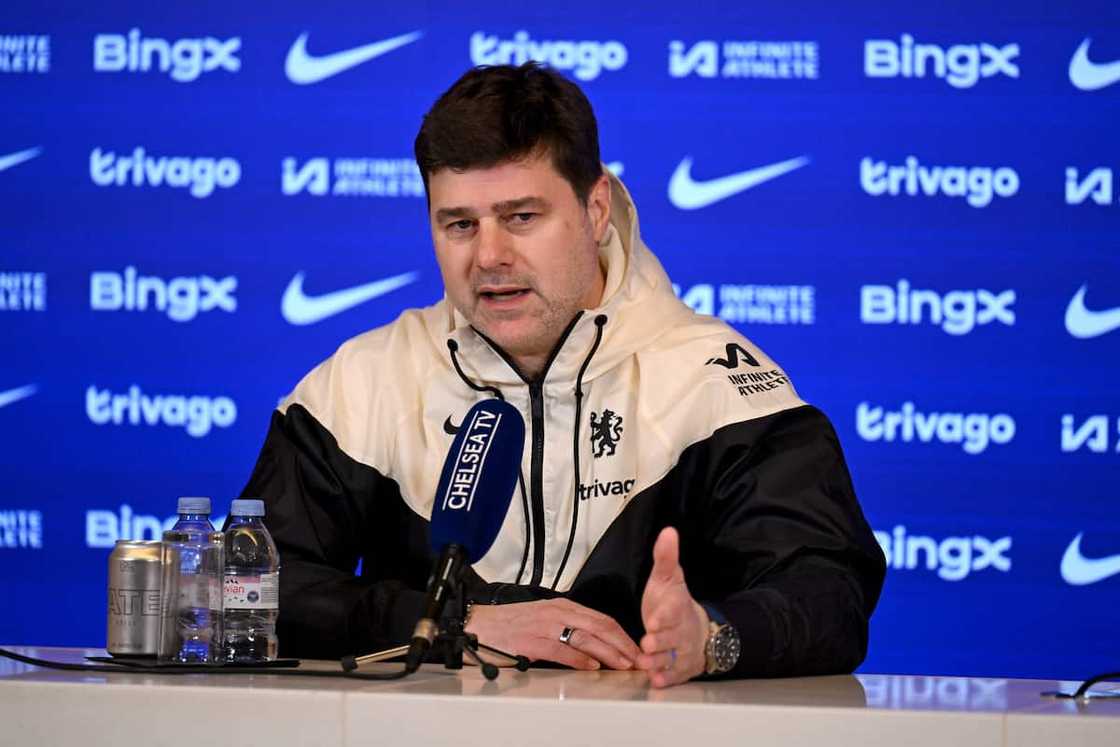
top-left (242, 405), bottom-right (571, 660)
top-left (678, 405), bottom-right (886, 677)
top-left (566, 404), bottom-right (884, 679)
top-left (240, 405), bottom-right (433, 659)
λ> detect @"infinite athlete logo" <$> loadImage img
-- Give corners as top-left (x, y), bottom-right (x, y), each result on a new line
top-left (281, 271), bottom-right (418, 325)
top-left (668, 39), bottom-right (819, 80)
top-left (0, 35), bottom-right (50, 74)
top-left (0, 271), bottom-right (46, 312)
top-left (0, 509), bottom-right (42, 549)
top-left (1061, 414), bottom-right (1120, 453)
top-left (285, 31), bottom-right (423, 85)
top-left (705, 343), bottom-right (761, 369)
top-left (281, 156), bottom-right (423, 198)
top-left (676, 283), bottom-right (815, 325)
top-left (1065, 167), bottom-right (1114, 206)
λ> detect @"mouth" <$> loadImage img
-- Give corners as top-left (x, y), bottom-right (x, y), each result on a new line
top-left (478, 287), bottom-right (531, 302)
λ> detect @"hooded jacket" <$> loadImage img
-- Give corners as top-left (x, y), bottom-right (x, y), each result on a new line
top-left (242, 173), bottom-right (885, 677)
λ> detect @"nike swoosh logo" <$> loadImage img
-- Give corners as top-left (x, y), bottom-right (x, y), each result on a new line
top-left (1061, 533), bottom-right (1120, 585)
top-left (281, 272), bottom-right (418, 325)
top-left (1065, 285), bottom-right (1120, 339)
top-left (1069, 38), bottom-right (1120, 91)
top-left (0, 384), bottom-right (38, 409)
top-left (0, 147), bottom-right (42, 173)
top-left (285, 31), bottom-right (423, 85)
top-left (443, 416), bottom-right (460, 435)
top-left (668, 155), bottom-right (810, 210)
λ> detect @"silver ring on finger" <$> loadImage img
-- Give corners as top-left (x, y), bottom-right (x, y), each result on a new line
top-left (559, 626), bottom-right (576, 645)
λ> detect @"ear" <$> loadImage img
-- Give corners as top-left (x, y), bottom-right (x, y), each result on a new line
top-left (587, 172), bottom-right (612, 243)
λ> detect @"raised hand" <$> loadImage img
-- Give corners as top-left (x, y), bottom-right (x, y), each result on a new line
top-left (636, 527), bottom-right (709, 688)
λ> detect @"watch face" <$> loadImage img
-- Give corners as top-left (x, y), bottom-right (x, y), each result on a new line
top-left (713, 625), bottom-right (741, 672)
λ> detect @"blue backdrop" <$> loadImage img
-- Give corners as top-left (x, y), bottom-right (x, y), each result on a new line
top-left (2, 1), bottom-right (1118, 679)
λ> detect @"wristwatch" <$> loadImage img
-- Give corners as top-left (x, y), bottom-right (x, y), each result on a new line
top-left (703, 608), bottom-right (741, 675)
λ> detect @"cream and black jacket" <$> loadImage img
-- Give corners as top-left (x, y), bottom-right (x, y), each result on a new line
top-left (243, 173), bottom-right (885, 677)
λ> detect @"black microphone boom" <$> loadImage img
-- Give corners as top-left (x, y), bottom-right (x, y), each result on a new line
top-left (405, 543), bottom-right (465, 673)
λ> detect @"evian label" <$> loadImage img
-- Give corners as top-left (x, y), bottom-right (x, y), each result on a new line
top-left (224, 572), bottom-right (279, 609)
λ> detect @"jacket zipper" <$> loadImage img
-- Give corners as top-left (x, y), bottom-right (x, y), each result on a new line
top-left (527, 381), bottom-right (547, 586)
top-left (470, 313), bottom-right (584, 587)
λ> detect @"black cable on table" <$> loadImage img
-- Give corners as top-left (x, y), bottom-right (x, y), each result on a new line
top-left (0, 647), bottom-right (409, 681)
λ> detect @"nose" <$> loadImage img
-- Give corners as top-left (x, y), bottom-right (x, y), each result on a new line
top-left (475, 218), bottom-right (514, 270)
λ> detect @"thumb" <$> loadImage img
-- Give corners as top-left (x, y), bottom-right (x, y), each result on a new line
top-left (649, 526), bottom-right (682, 585)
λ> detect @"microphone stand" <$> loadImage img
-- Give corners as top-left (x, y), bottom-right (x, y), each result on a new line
top-left (341, 574), bottom-right (530, 680)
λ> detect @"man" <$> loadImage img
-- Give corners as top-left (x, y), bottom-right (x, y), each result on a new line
top-left (243, 63), bottom-right (885, 687)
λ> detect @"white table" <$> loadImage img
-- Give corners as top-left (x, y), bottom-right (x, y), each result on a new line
top-left (1, 647), bottom-right (1116, 746)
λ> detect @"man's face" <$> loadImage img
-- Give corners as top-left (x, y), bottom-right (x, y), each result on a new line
top-left (428, 152), bottom-right (610, 373)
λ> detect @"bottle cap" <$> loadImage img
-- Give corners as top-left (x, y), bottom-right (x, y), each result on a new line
top-left (230, 498), bottom-right (265, 517)
top-left (177, 496), bottom-right (211, 514)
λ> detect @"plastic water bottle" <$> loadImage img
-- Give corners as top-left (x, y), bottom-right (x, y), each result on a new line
top-left (222, 499), bottom-right (279, 662)
top-left (158, 496), bottom-right (224, 663)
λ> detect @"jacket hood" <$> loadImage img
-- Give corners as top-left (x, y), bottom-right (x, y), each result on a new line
top-left (432, 169), bottom-right (697, 389)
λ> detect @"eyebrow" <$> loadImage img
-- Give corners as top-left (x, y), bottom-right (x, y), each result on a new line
top-left (433, 196), bottom-right (551, 224)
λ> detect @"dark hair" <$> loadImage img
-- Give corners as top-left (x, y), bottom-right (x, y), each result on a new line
top-left (414, 63), bottom-right (602, 204)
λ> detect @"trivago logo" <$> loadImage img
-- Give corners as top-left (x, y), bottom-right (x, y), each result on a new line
top-left (90, 147), bottom-right (241, 198)
top-left (874, 525), bottom-right (1012, 581)
top-left (470, 30), bottom-right (627, 81)
top-left (857, 401), bottom-right (1016, 455)
top-left (860, 156), bottom-right (1019, 208)
top-left (86, 385), bottom-right (237, 438)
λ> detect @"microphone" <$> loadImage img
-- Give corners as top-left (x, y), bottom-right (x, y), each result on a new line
top-left (404, 398), bottom-right (525, 673)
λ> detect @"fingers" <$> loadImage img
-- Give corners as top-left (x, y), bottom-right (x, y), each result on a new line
top-left (648, 663), bottom-right (692, 689)
top-left (642, 588), bottom-right (692, 634)
top-left (649, 527), bottom-right (682, 585)
top-left (467, 598), bottom-right (639, 671)
top-left (635, 647), bottom-right (675, 673)
top-left (566, 627), bottom-right (634, 671)
top-left (540, 639), bottom-right (602, 671)
top-left (557, 600), bottom-right (642, 662)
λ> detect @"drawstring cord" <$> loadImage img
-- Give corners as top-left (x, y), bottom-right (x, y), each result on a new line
top-left (551, 314), bottom-right (608, 590)
top-left (447, 339), bottom-right (532, 585)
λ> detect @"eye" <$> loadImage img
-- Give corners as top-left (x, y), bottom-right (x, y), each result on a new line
top-left (508, 212), bottom-right (536, 225)
top-left (446, 219), bottom-right (475, 234)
